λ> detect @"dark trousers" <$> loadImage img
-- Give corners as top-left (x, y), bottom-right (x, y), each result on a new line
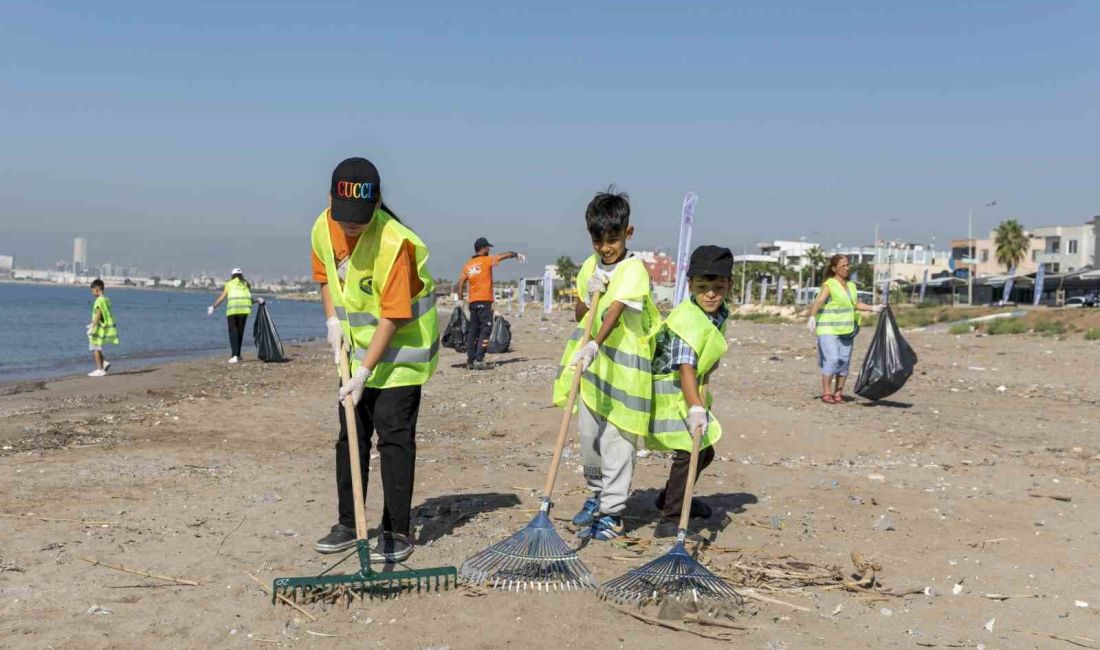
top-left (660, 446), bottom-right (716, 519)
top-left (335, 384), bottom-right (421, 535)
top-left (466, 301), bottom-right (493, 363)
top-left (227, 315), bottom-right (247, 357)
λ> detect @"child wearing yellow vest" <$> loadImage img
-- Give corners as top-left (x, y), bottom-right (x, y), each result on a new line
top-left (310, 158), bottom-right (439, 563)
top-left (647, 246), bottom-right (733, 538)
top-left (86, 279), bottom-right (118, 377)
top-left (552, 187), bottom-right (660, 541)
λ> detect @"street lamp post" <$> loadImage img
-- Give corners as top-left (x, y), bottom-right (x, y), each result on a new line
top-left (968, 208), bottom-right (974, 306)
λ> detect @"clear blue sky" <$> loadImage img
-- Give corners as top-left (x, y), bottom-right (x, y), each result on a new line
top-left (2, 1), bottom-right (1098, 280)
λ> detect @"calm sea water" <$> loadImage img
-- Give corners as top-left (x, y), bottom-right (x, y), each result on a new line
top-left (0, 283), bottom-right (324, 382)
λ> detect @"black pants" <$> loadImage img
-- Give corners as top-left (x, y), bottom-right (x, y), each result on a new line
top-left (226, 315), bottom-right (247, 357)
top-left (466, 301), bottom-right (493, 363)
top-left (660, 446), bottom-right (716, 519)
top-left (335, 384), bottom-right (421, 535)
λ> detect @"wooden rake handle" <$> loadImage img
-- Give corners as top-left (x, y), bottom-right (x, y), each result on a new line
top-left (678, 387), bottom-right (708, 533)
top-left (541, 291), bottom-right (601, 499)
top-left (338, 345), bottom-right (369, 541)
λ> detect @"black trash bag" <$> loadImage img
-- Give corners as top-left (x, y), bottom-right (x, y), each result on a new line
top-left (854, 305), bottom-right (917, 400)
top-left (487, 314), bottom-right (512, 353)
top-left (253, 302), bottom-right (286, 362)
top-left (442, 307), bottom-right (468, 352)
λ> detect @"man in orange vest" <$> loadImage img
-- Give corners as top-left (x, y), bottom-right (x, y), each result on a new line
top-left (456, 237), bottom-right (525, 370)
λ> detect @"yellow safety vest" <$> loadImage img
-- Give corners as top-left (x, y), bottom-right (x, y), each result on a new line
top-left (225, 278), bottom-right (253, 316)
top-left (648, 299), bottom-right (726, 451)
top-left (89, 296), bottom-right (119, 346)
top-left (815, 278), bottom-right (859, 336)
top-left (310, 208), bottom-right (439, 388)
top-left (552, 254), bottom-right (660, 437)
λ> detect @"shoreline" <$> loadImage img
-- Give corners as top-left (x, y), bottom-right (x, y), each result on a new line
top-left (0, 278), bottom-right (320, 301)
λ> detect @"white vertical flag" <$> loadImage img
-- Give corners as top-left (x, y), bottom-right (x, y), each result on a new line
top-left (543, 268), bottom-right (553, 315)
top-left (673, 193), bottom-right (698, 306)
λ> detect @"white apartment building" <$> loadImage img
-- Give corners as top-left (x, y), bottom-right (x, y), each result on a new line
top-left (755, 240), bottom-right (819, 270)
top-left (1031, 220), bottom-right (1096, 274)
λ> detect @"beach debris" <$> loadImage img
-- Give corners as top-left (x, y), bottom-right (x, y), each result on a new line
top-left (952, 582), bottom-right (965, 595)
top-left (880, 607), bottom-right (893, 616)
top-left (873, 514), bottom-right (896, 532)
top-left (1028, 493), bottom-right (1072, 503)
top-left (1075, 600), bottom-right (1089, 608)
top-left (78, 556), bottom-right (200, 586)
top-left (984, 618), bottom-right (995, 633)
top-left (86, 605), bottom-right (113, 616)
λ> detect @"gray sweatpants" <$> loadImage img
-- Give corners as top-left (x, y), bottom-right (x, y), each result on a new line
top-left (578, 400), bottom-right (637, 516)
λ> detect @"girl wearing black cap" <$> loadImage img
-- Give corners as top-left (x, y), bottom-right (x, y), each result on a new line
top-left (646, 245), bottom-right (734, 537)
top-left (309, 157), bottom-right (440, 563)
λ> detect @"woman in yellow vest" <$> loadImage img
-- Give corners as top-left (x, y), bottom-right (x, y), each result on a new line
top-left (310, 157), bottom-right (438, 562)
top-left (207, 268), bottom-right (261, 363)
top-left (806, 254), bottom-right (881, 403)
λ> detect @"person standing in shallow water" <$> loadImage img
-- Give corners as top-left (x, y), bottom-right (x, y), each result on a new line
top-left (806, 254), bottom-right (881, 403)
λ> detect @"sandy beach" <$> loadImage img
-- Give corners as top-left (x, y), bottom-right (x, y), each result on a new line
top-left (1, 307), bottom-right (1098, 649)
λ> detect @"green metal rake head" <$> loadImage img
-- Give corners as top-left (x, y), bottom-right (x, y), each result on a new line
top-left (272, 540), bottom-right (457, 606)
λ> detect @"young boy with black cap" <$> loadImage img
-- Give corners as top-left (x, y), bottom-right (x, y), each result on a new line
top-left (456, 237), bottom-right (526, 370)
top-left (552, 187), bottom-right (661, 541)
top-left (309, 157), bottom-right (439, 561)
top-left (647, 245), bottom-right (734, 538)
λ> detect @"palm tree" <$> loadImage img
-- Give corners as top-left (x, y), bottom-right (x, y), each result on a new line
top-left (993, 219), bottom-right (1029, 274)
top-left (555, 256), bottom-right (579, 287)
top-left (806, 246), bottom-right (826, 286)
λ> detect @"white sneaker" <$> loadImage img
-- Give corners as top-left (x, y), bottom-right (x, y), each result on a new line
top-left (87, 369), bottom-right (106, 377)
top-left (103, 361), bottom-right (111, 374)
top-left (228, 356), bottom-right (239, 364)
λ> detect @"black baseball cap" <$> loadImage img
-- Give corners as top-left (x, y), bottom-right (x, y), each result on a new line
top-left (687, 245), bottom-right (734, 278)
top-left (474, 237), bottom-right (493, 251)
top-left (330, 157), bottom-right (381, 224)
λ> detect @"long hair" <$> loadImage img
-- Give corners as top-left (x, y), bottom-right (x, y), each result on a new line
top-left (822, 254), bottom-right (848, 284)
top-left (232, 272), bottom-right (250, 289)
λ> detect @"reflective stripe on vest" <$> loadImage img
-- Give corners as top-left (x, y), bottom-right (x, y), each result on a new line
top-left (226, 279), bottom-right (252, 316)
top-left (646, 299), bottom-right (726, 452)
top-left (552, 254), bottom-right (659, 436)
top-left (89, 296), bottom-right (120, 346)
top-left (815, 278), bottom-right (858, 336)
top-left (310, 209), bottom-right (439, 389)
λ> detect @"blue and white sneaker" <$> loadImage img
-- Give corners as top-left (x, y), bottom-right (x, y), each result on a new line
top-left (571, 497), bottom-right (600, 527)
top-left (588, 514), bottom-right (624, 541)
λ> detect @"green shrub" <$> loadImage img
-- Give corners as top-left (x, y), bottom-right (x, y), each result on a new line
top-left (985, 318), bottom-right (1028, 335)
top-left (1085, 328), bottom-right (1100, 341)
top-left (916, 299), bottom-right (938, 310)
top-left (1032, 320), bottom-right (1067, 337)
top-left (948, 322), bottom-right (972, 335)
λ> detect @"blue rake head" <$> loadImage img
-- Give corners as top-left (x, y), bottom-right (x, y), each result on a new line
top-left (598, 540), bottom-right (742, 607)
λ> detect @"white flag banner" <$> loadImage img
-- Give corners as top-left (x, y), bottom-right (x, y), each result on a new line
top-left (1003, 266), bottom-right (1016, 304)
top-left (518, 277), bottom-right (526, 314)
top-left (672, 193), bottom-right (698, 306)
top-left (1033, 264), bottom-right (1045, 306)
top-left (776, 276), bottom-right (786, 305)
top-left (759, 278), bottom-right (769, 303)
top-left (543, 268), bottom-right (553, 314)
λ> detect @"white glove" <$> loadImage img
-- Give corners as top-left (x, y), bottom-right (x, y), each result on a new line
top-left (86, 323), bottom-right (94, 335)
top-left (207, 305), bottom-right (215, 316)
top-left (872, 304), bottom-right (884, 314)
top-left (516, 253), bottom-right (527, 264)
top-left (806, 316), bottom-right (816, 335)
top-left (570, 340), bottom-right (599, 373)
top-left (687, 406), bottom-right (708, 435)
top-left (326, 317), bottom-right (344, 365)
top-left (338, 366), bottom-right (372, 405)
top-left (257, 297), bottom-right (266, 305)
top-left (586, 271), bottom-right (610, 306)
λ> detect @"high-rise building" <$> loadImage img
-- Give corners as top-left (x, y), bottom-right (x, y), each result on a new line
top-left (73, 237), bottom-right (88, 275)
top-left (101, 262), bottom-right (113, 277)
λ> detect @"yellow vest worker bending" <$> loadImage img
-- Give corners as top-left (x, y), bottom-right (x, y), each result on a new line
top-left (310, 157), bottom-right (438, 562)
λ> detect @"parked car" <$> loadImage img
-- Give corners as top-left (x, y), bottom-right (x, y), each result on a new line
top-left (1065, 294), bottom-right (1098, 308)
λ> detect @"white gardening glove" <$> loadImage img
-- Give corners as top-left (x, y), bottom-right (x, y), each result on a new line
top-left (806, 316), bottom-right (816, 335)
top-left (687, 405), bottom-right (709, 435)
top-left (872, 304), bottom-right (885, 314)
top-left (207, 305), bottom-right (215, 316)
top-left (86, 323), bottom-right (94, 335)
top-left (325, 317), bottom-right (344, 365)
top-left (257, 297), bottom-right (266, 305)
top-left (586, 270), bottom-right (610, 306)
top-left (338, 366), bottom-right (372, 405)
top-left (516, 253), bottom-right (527, 264)
top-left (570, 340), bottom-right (599, 373)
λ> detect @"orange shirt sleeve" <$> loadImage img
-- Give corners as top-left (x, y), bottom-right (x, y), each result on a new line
top-left (312, 251), bottom-right (327, 283)
top-left (492, 254), bottom-right (508, 267)
top-left (380, 241), bottom-right (424, 319)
